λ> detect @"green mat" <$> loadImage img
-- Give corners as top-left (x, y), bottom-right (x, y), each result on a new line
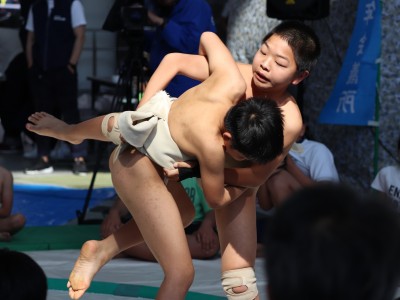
top-left (48, 278), bottom-right (225, 299)
top-left (0, 225), bottom-right (100, 251)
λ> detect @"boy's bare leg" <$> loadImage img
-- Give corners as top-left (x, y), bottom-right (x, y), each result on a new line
top-left (67, 218), bottom-right (142, 299)
top-left (111, 147), bottom-right (195, 299)
top-left (26, 112), bottom-right (108, 144)
top-left (67, 147), bottom-right (195, 299)
top-left (216, 188), bottom-right (260, 299)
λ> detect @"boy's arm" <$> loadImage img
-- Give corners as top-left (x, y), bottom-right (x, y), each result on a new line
top-left (26, 31), bottom-right (34, 68)
top-left (285, 155), bottom-right (314, 186)
top-left (138, 53), bottom-right (209, 108)
top-left (224, 154), bottom-right (284, 188)
top-left (139, 31), bottom-right (244, 108)
top-left (68, 25), bottom-right (85, 72)
top-left (197, 145), bottom-right (246, 208)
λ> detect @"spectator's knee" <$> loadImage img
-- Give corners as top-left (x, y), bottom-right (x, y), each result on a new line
top-left (11, 214), bottom-right (26, 228)
top-left (7, 213), bottom-right (26, 235)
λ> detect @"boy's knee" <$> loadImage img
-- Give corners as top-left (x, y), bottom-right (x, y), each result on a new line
top-left (221, 267), bottom-right (258, 300)
top-left (168, 263), bottom-right (195, 288)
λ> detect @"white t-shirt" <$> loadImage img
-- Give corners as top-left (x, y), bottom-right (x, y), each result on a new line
top-left (289, 138), bottom-right (340, 182)
top-left (25, 0), bottom-right (86, 32)
top-left (371, 165), bottom-right (400, 210)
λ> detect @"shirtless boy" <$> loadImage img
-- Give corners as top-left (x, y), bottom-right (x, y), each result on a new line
top-left (26, 32), bottom-right (284, 299)
top-left (146, 21), bottom-right (320, 299)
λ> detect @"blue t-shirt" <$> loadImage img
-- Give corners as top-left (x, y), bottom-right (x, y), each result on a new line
top-left (145, 0), bottom-right (216, 97)
top-left (181, 178), bottom-right (211, 223)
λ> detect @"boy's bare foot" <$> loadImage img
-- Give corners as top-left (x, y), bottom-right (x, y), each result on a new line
top-left (26, 112), bottom-right (82, 144)
top-left (67, 240), bottom-right (110, 299)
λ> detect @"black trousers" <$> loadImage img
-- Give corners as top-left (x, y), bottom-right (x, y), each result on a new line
top-left (28, 65), bottom-right (87, 158)
top-left (0, 52), bottom-right (34, 142)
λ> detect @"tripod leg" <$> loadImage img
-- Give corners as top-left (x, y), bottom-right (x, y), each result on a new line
top-left (77, 141), bottom-right (107, 224)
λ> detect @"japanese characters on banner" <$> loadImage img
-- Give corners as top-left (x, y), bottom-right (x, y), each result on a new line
top-left (318, 0), bottom-right (381, 126)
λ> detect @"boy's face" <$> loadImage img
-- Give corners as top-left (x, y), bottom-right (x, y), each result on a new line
top-left (252, 34), bottom-right (303, 92)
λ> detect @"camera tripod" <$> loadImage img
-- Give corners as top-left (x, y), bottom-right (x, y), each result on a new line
top-left (76, 32), bottom-right (148, 224)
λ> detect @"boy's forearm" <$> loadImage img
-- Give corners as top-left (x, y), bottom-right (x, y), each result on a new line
top-left (221, 185), bottom-right (247, 208)
top-left (138, 54), bottom-right (179, 107)
top-left (286, 163), bottom-right (314, 186)
top-left (224, 155), bottom-right (284, 188)
top-left (26, 31), bottom-right (34, 67)
top-left (208, 185), bottom-right (247, 209)
top-left (139, 53), bottom-right (209, 108)
top-left (70, 25), bottom-right (85, 65)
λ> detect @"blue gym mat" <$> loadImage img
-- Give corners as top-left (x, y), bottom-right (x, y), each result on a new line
top-left (12, 184), bottom-right (115, 226)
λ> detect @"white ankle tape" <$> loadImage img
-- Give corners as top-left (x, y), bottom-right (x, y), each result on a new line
top-left (101, 113), bottom-right (122, 145)
top-left (221, 267), bottom-right (258, 300)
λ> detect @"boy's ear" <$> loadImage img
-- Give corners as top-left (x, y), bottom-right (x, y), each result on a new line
top-left (222, 131), bottom-right (232, 144)
top-left (291, 70), bottom-right (309, 85)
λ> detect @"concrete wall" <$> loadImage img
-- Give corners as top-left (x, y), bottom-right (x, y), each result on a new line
top-left (303, 0), bottom-right (400, 190)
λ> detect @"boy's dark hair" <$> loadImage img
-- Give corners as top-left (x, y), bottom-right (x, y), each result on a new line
top-left (0, 248), bottom-right (48, 300)
top-left (224, 97), bottom-right (284, 164)
top-left (263, 20), bottom-right (321, 72)
top-left (264, 183), bottom-right (400, 300)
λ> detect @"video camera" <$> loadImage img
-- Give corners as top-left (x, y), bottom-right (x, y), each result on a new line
top-left (102, 0), bottom-right (147, 36)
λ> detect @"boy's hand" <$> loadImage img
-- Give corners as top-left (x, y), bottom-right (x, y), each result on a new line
top-left (163, 161), bottom-right (199, 182)
top-left (196, 223), bottom-right (218, 253)
top-left (101, 209), bottom-right (122, 238)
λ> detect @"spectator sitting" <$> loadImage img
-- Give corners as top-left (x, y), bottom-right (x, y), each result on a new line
top-left (371, 134), bottom-right (400, 211)
top-left (257, 121), bottom-right (339, 210)
top-left (0, 166), bottom-right (26, 242)
top-left (263, 182), bottom-right (400, 300)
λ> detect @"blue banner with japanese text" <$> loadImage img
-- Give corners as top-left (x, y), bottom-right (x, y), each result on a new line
top-left (318, 0), bottom-right (380, 126)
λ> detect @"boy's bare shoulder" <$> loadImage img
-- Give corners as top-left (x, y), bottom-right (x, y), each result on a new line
top-left (188, 131), bottom-right (225, 167)
top-left (278, 93), bottom-right (303, 149)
